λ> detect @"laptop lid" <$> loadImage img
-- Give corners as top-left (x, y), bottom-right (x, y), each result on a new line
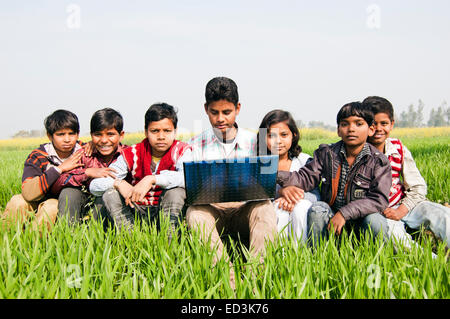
top-left (183, 155), bottom-right (279, 205)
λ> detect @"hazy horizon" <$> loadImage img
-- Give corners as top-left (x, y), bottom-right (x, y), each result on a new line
top-left (1, 1), bottom-right (449, 139)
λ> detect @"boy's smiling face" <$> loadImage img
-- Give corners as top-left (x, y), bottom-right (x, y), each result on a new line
top-left (145, 118), bottom-right (176, 158)
top-left (337, 116), bottom-right (374, 149)
top-left (91, 128), bottom-right (124, 158)
top-left (368, 112), bottom-right (394, 149)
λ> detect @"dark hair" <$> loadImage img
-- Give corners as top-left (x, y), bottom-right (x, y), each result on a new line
top-left (90, 108), bottom-right (124, 134)
top-left (205, 77), bottom-right (239, 107)
top-left (257, 109), bottom-right (302, 159)
top-left (144, 103), bottom-right (178, 130)
top-left (44, 109), bottom-right (80, 135)
top-left (336, 102), bottom-right (374, 126)
top-left (362, 96), bottom-right (394, 121)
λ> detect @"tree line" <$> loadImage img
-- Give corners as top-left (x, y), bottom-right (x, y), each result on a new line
top-left (10, 100), bottom-right (450, 138)
top-left (296, 100), bottom-right (449, 130)
top-left (396, 100), bottom-right (450, 128)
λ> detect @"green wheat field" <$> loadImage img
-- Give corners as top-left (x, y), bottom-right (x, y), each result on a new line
top-left (0, 128), bottom-right (448, 299)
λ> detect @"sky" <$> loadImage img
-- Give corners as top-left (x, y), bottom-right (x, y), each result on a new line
top-left (0, 0), bottom-right (449, 138)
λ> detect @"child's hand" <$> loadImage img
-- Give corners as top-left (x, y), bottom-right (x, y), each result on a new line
top-left (327, 211), bottom-right (346, 235)
top-left (129, 176), bottom-right (156, 203)
top-left (279, 186), bottom-right (305, 205)
top-left (85, 167), bottom-right (117, 179)
top-left (383, 206), bottom-right (408, 221)
top-left (58, 149), bottom-right (84, 173)
top-left (114, 179), bottom-right (134, 207)
top-left (275, 197), bottom-right (295, 212)
top-left (83, 141), bottom-right (94, 157)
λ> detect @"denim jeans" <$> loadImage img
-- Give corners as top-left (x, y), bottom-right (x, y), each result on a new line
top-left (401, 201), bottom-right (450, 247)
top-left (307, 201), bottom-right (388, 246)
top-left (275, 191), bottom-right (319, 244)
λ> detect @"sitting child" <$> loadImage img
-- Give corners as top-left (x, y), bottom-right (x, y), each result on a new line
top-left (276, 102), bottom-right (392, 245)
top-left (89, 103), bottom-right (192, 239)
top-left (363, 96), bottom-right (450, 248)
top-left (2, 110), bottom-right (85, 230)
top-left (52, 108), bottom-right (126, 225)
top-left (257, 109), bottom-right (319, 244)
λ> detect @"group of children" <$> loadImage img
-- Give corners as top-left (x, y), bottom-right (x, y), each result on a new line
top-left (2, 77), bottom-right (449, 270)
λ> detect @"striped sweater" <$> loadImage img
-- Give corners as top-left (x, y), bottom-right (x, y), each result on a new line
top-left (386, 138), bottom-right (405, 207)
top-left (384, 138), bottom-right (427, 211)
top-left (21, 142), bottom-right (83, 202)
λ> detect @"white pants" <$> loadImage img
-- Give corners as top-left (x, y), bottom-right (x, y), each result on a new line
top-left (386, 218), bottom-right (417, 250)
top-left (386, 202), bottom-right (446, 259)
top-left (275, 199), bottom-right (312, 245)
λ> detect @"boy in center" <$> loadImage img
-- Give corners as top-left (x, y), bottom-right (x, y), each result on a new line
top-left (186, 77), bottom-right (277, 276)
top-left (276, 102), bottom-right (392, 244)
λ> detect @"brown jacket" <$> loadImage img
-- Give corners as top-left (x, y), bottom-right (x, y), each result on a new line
top-left (277, 141), bottom-right (392, 221)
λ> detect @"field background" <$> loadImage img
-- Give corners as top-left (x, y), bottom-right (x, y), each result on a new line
top-left (0, 127), bottom-right (448, 298)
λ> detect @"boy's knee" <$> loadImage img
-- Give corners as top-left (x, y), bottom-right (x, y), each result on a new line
top-left (5, 194), bottom-right (29, 210)
top-left (102, 189), bottom-right (123, 210)
top-left (35, 199), bottom-right (59, 228)
top-left (59, 187), bottom-right (82, 201)
top-left (308, 202), bottom-right (333, 224)
top-left (185, 205), bottom-right (215, 230)
top-left (361, 213), bottom-right (388, 239)
top-left (58, 187), bottom-right (83, 209)
top-left (3, 194), bottom-right (33, 222)
top-left (160, 188), bottom-right (186, 212)
top-left (161, 187), bottom-right (186, 204)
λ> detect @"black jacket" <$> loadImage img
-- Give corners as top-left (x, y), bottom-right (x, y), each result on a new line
top-left (277, 141), bottom-right (392, 221)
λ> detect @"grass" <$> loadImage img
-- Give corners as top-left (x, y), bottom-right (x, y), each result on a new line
top-left (0, 215), bottom-right (447, 299)
top-left (0, 127), bottom-right (449, 299)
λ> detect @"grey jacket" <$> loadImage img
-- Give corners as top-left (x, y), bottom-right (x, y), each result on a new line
top-left (277, 141), bottom-right (392, 221)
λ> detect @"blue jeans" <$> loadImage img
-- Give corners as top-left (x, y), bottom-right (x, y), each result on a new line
top-left (307, 201), bottom-right (388, 245)
top-left (402, 201), bottom-right (450, 247)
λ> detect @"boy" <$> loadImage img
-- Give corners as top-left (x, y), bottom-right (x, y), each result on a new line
top-left (89, 103), bottom-right (192, 239)
top-left (52, 108), bottom-right (126, 225)
top-left (186, 77), bottom-right (277, 270)
top-left (363, 96), bottom-right (450, 247)
top-left (2, 110), bottom-right (85, 230)
top-left (276, 102), bottom-right (392, 244)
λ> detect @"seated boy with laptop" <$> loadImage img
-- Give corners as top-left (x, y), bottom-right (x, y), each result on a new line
top-left (186, 77), bottom-right (277, 289)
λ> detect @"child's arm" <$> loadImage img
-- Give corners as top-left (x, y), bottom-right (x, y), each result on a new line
top-left (22, 149), bottom-right (83, 202)
top-left (51, 155), bottom-right (117, 194)
top-left (128, 148), bottom-right (193, 204)
top-left (154, 148), bottom-right (193, 189)
top-left (89, 155), bottom-right (128, 196)
top-left (277, 146), bottom-right (325, 191)
top-left (399, 145), bottom-right (427, 211)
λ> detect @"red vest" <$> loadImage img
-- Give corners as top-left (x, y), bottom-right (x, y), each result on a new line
top-left (387, 138), bottom-right (405, 207)
top-left (121, 139), bottom-right (191, 206)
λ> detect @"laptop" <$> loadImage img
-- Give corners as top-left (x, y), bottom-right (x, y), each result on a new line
top-left (183, 155), bottom-right (279, 205)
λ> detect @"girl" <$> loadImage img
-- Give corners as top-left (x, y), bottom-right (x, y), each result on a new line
top-left (257, 109), bottom-right (319, 244)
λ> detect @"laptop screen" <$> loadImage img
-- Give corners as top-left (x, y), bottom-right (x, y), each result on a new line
top-left (183, 155), bottom-right (279, 205)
